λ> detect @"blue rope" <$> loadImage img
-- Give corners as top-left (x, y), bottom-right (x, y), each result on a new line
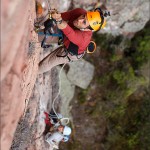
top-left (38, 31), bottom-right (63, 37)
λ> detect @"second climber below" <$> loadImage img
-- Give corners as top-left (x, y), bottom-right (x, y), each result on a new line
top-left (38, 7), bottom-right (109, 74)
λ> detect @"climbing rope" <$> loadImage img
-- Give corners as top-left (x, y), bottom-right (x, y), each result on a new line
top-left (51, 63), bottom-right (66, 118)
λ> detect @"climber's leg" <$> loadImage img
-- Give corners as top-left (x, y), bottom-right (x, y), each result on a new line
top-left (38, 46), bottom-right (79, 74)
top-left (38, 46), bottom-right (68, 74)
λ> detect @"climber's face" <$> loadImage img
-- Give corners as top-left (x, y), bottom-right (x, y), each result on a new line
top-left (58, 125), bottom-right (64, 133)
top-left (73, 14), bottom-right (90, 29)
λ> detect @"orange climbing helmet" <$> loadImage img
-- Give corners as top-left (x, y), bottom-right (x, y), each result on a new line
top-left (87, 8), bottom-right (110, 31)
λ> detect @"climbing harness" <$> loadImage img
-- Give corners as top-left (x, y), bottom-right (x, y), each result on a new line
top-left (55, 47), bottom-right (85, 62)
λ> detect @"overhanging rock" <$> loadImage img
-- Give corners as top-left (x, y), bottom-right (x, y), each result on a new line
top-left (67, 59), bottom-right (95, 89)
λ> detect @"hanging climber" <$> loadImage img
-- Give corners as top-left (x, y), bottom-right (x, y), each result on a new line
top-left (45, 125), bottom-right (71, 149)
top-left (44, 111), bottom-right (71, 149)
top-left (38, 7), bottom-right (110, 74)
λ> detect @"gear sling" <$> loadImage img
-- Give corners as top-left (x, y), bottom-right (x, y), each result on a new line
top-left (38, 18), bottom-right (64, 48)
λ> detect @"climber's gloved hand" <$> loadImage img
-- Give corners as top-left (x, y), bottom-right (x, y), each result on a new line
top-left (51, 10), bottom-right (62, 22)
top-left (51, 10), bottom-right (67, 29)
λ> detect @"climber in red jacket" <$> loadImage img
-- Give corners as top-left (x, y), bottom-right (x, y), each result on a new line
top-left (38, 7), bottom-right (109, 74)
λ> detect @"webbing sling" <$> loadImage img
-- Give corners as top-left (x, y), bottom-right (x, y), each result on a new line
top-left (56, 49), bottom-right (72, 62)
top-left (39, 18), bottom-right (63, 48)
top-left (56, 47), bottom-right (85, 62)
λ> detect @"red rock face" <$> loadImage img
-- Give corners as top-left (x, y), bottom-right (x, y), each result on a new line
top-left (1, 0), bottom-right (29, 81)
top-left (1, 74), bottom-right (24, 150)
top-left (0, 0), bottom-right (40, 149)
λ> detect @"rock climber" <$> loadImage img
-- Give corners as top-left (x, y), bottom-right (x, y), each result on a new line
top-left (38, 7), bottom-right (110, 74)
top-left (44, 111), bottom-right (71, 148)
top-left (45, 125), bottom-right (71, 149)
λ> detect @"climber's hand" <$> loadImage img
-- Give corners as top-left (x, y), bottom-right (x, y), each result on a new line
top-left (51, 10), bottom-right (67, 29)
top-left (51, 11), bottom-right (62, 22)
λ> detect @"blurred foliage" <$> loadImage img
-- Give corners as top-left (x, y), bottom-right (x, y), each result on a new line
top-left (77, 89), bottom-right (88, 104)
top-left (93, 33), bottom-right (129, 62)
top-left (124, 21), bottom-right (150, 69)
top-left (104, 88), bottom-right (150, 150)
top-left (62, 21), bottom-right (150, 150)
top-left (95, 21), bottom-right (150, 150)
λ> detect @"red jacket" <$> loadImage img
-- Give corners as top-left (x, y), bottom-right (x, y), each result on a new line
top-left (61, 8), bottom-right (92, 55)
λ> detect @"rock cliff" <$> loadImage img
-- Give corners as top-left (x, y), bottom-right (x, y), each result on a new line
top-left (1, 0), bottom-right (149, 150)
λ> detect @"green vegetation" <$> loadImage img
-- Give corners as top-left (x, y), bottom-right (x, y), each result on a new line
top-left (104, 88), bottom-right (150, 150)
top-left (61, 21), bottom-right (150, 150)
top-left (124, 22), bottom-right (150, 69)
top-left (94, 21), bottom-right (150, 150)
top-left (77, 89), bottom-right (88, 104)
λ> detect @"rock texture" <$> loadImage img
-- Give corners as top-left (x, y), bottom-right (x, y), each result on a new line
top-left (67, 60), bottom-right (95, 89)
top-left (103, 0), bottom-right (150, 36)
top-left (1, 0), bottom-right (149, 150)
top-left (11, 70), bottom-right (56, 150)
top-left (1, 0), bottom-right (39, 150)
top-left (1, 0), bottom-right (29, 81)
top-left (57, 60), bottom-right (95, 124)
top-left (57, 66), bottom-right (76, 119)
top-left (2, 0), bottom-right (70, 149)
top-left (72, 0), bottom-right (149, 36)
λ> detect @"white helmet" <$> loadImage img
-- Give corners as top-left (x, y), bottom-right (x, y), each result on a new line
top-left (63, 126), bottom-right (71, 136)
